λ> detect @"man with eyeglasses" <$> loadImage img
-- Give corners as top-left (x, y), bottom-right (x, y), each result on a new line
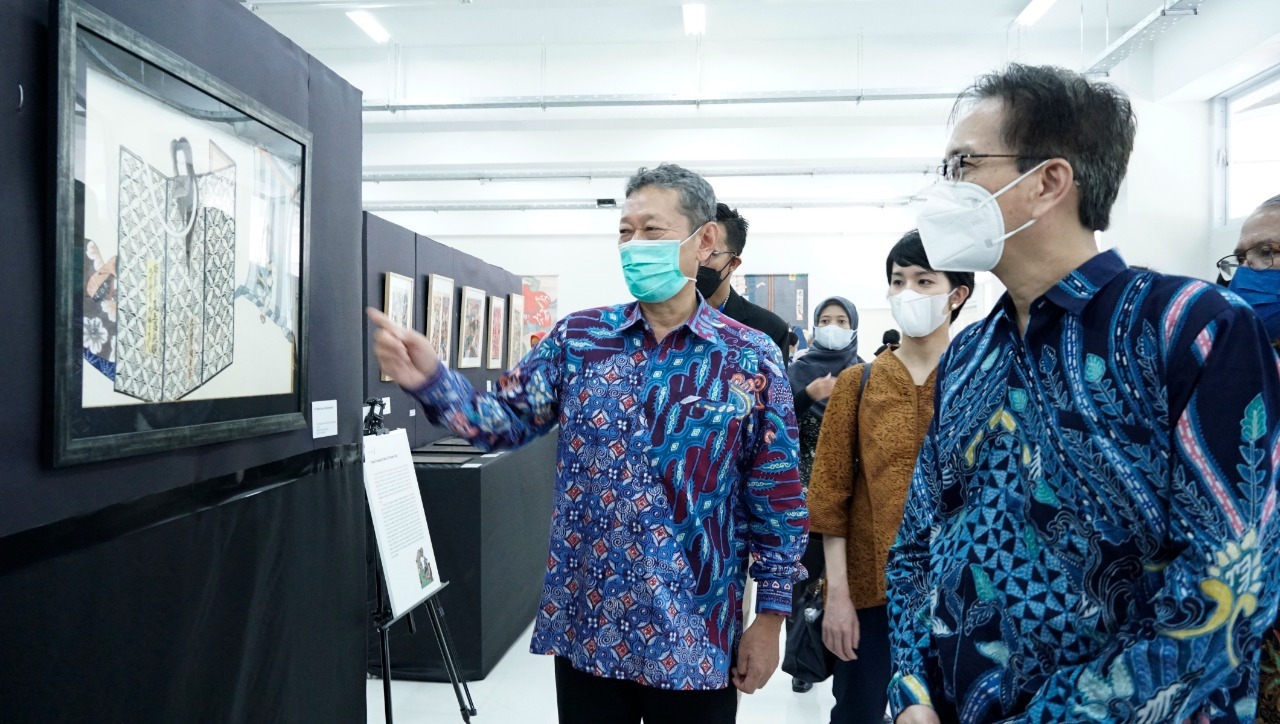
top-left (887, 64), bottom-right (1280, 724)
top-left (1220, 194), bottom-right (1280, 352)
top-left (697, 203), bottom-right (793, 366)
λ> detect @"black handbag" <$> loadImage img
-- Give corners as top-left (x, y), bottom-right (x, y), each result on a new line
top-left (782, 360), bottom-right (874, 684)
top-left (781, 577), bottom-right (836, 683)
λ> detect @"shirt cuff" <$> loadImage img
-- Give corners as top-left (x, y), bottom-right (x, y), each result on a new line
top-left (888, 673), bottom-right (933, 719)
top-left (405, 364), bottom-right (454, 408)
top-left (807, 516), bottom-right (849, 538)
top-left (754, 578), bottom-right (795, 616)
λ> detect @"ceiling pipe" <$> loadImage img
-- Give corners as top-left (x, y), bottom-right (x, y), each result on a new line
top-left (362, 88), bottom-right (960, 113)
top-left (363, 198), bottom-right (920, 212)
top-left (362, 161), bottom-right (939, 183)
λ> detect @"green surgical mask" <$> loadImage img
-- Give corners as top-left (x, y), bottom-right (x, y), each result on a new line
top-left (619, 227), bottom-right (701, 303)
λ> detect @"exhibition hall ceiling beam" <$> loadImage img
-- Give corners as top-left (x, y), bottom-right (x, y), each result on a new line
top-left (362, 161), bottom-right (938, 182)
top-left (363, 88), bottom-right (961, 113)
top-left (1086, 0), bottom-right (1209, 75)
top-left (364, 197), bottom-right (918, 212)
top-left (244, 0), bottom-right (889, 10)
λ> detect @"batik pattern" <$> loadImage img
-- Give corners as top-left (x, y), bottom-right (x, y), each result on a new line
top-left (114, 144), bottom-right (235, 402)
top-left (886, 251), bottom-right (1280, 723)
top-left (410, 301), bottom-right (808, 690)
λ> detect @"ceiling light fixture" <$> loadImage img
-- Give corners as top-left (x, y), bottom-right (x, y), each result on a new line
top-left (346, 10), bottom-right (390, 44)
top-left (1014, 0), bottom-right (1060, 27)
top-left (683, 4), bottom-right (706, 36)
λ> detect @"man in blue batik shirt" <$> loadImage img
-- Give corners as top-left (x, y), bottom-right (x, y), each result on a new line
top-left (369, 163), bottom-right (807, 724)
top-left (888, 64), bottom-right (1280, 724)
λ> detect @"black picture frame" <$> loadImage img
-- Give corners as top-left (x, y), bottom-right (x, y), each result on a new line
top-left (52, 0), bottom-right (312, 466)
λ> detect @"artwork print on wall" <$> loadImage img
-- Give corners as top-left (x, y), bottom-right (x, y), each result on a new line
top-left (426, 274), bottom-right (454, 368)
top-left (381, 273), bottom-right (414, 381)
top-left (742, 274), bottom-right (809, 325)
top-left (53, 0), bottom-right (311, 465)
top-left (486, 296), bottom-right (505, 370)
top-left (457, 286), bottom-right (485, 369)
top-left (506, 293), bottom-right (525, 367)
top-left (522, 276), bottom-right (558, 340)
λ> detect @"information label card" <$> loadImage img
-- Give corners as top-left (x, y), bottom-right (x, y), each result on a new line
top-left (363, 429), bottom-right (443, 619)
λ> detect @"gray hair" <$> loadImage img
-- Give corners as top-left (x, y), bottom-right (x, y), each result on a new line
top-left (1260, 194), bottom-right (1280, 210)
top-left (624, 164), bottom-right (716, 231)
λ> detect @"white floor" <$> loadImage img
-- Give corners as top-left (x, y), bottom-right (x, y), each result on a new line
top-left (366, 620), bottom-right (835, 723)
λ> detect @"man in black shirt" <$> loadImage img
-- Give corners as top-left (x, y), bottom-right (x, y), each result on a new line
top-left (697, 203), bottom-right (792, 365)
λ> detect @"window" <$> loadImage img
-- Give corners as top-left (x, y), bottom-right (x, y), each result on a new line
top-left (1221, 67), bottom-right (1280, 221)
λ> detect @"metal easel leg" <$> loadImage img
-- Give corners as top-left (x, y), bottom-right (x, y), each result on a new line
top-left (379, 624), bottom-right (395, 724)
top-left (427, 596), bottom-right (477, 722)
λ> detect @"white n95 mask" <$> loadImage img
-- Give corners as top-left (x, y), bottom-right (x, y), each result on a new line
top-left (915, 160), bottom-right (1049, 272)
top-left (812, 325), bottom-right (854, 350)
top-left (889, 289), bottom-right (955, 338)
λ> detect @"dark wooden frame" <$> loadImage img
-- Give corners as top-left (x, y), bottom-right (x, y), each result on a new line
top-left (52, 0), bottom-right (312, 465)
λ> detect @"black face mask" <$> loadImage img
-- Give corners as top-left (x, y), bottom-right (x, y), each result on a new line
top-left (695, 263), bottom-right (730, 300)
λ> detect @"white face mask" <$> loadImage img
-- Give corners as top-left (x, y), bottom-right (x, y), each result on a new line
top-left (812, 324), bottom-right (854, 350)
top-left (915, 160), bottom-right (1049, 272)
top-left (889, 288), bottom-right (955, 338)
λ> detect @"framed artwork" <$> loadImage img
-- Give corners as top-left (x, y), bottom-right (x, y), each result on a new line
top-left (381, 273), bottom-right (414, 381)
top-left (486, 296), bottom-right (506, 370)
top-left (522, 275), bottom-right (558, 339)
top-left (742, 274), bottom-right (809, 325)
top-left (506, 293), bottom-right (525, 366)
top-left (457, 286), bottom-right (485, 369)
top-left (426, 274), bottom-right (454, 368)
top-left (52, 0), bottom-right (311, 465)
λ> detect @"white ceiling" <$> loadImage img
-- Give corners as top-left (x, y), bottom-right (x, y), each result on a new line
top-left (246, 0), bottom-right (1158, 50)
top-left (239, 0), bottom-right (1200, 230)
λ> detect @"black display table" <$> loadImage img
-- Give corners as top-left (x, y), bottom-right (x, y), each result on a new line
top-left (367, 431), bottom-right (556, 681)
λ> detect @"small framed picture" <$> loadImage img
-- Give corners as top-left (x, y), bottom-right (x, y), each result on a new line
top-left (381, 272), bottom-right (415, 381)
top-left (486, 296), bottom-right (506, 370)
top-left (426, 274), bottom-right (454, 369)
top-left (507, 293), bottom-right (525, 365)
top-left (457, 286), bottom-right (486, 369)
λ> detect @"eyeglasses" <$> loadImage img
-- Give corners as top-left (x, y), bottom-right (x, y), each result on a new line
top-left (1218, 244), bottom-right (1278, 280)
top-left (707, 250), bottom-right (738, 265)
top-left (936, 153), bottom-right (1050, 183)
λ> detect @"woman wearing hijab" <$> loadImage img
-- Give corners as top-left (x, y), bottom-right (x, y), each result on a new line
top-left (807, 231), bottom-right (973, 724)
top-left (785, 296), bottom-right (863, 693)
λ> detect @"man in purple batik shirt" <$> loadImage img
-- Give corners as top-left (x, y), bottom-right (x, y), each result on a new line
top-left (368, 163), bottom-right (808, 724)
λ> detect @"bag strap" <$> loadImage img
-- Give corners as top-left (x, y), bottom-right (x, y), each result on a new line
top-left (854, 359), bottom-right (873, 430)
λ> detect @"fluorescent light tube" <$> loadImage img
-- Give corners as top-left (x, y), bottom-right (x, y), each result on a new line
top-left (346, 10), bottom-right (390, 44)
top-left (1014, 0), bottom-right (1059, 27)
top-left (683, 4), bottom-right (706, 36)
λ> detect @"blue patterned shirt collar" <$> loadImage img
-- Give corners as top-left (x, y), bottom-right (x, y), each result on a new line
top-left (617, 295), bottom-right (722, 343)
top-left (995, 249), bottom-right (1130, 320)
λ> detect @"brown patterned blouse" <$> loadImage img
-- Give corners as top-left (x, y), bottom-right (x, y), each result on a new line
top-left (807, 350), bottom-right (935, 609)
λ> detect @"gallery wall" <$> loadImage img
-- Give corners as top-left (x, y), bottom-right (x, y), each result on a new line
top-left (364, 212), bottom-right (523, 448)
top-left (0, 0), bottom-right (364, 538)
top-left (0, 0), bottom-right (366, 720)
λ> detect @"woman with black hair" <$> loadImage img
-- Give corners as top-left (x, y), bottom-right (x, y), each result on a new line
top-left (806, 231), bottom-right (974, 724)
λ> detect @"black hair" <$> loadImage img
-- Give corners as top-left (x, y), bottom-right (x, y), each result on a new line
top-left (956, 63), bottom-right (1136, 232)
top-left (882, 329), bottom-right (900, 345)
top-left (715, 203), bottom-right (749, 256)
top-left (886, 230), bottom-right (976, 321)
top-left (786, 330), bottom-right (799, 348)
